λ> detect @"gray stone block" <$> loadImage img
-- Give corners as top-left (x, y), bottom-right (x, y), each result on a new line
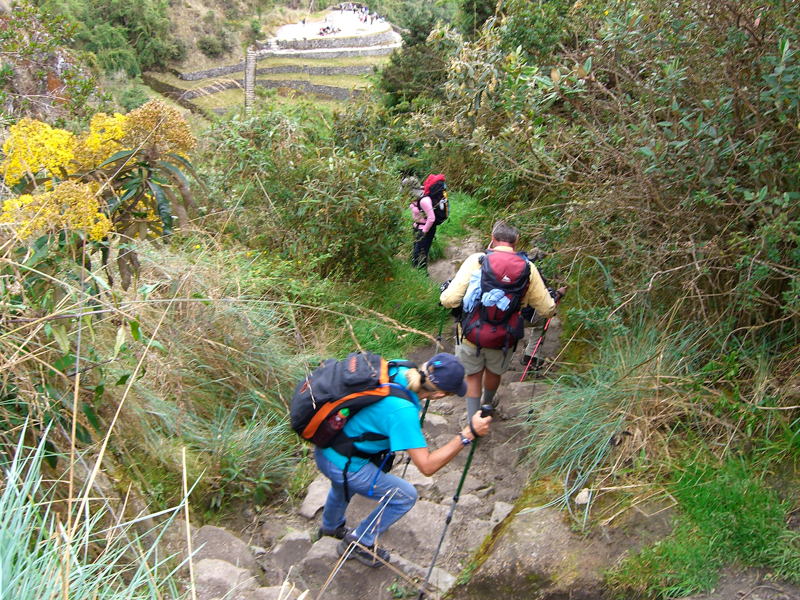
top-left (270, 530), bottom-right (313, 572)
top-left (299, 474), bottom-right (330, 519)
top-left (192, 525), bottom-right (260, 576)
top-left (194, 558), bottom-right (258, 600)
top-left (490, 501), bottom-right (514, 527)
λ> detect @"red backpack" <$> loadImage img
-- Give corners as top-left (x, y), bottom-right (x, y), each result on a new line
top-left (460, 250), bottom-right (530, 355)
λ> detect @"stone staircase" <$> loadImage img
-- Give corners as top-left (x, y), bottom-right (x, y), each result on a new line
top-left (174, 329), bottom-right (560, 600)
top-left (169, 240), bottom-right (564, 600)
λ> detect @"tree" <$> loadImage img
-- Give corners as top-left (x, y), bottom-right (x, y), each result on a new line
top-left (379, 8), bottom-right (455, 108)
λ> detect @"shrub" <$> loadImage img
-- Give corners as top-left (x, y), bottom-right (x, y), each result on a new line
top-left (197, 35), bottom-right (226, 58)
top-left (118, 85), bottom-right (150, 112)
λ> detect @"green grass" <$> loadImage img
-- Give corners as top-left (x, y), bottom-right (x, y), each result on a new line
top-left (146, 70), bottom-right (240, 90)
top-left (610, 457), bottom-right (800, 598)
top-left (255, 73), bottom-right (370, 88)
top-left (190, 88), bottom-right (245, 109)
top-left (429, 192), bottom-right (488, 263)
top-left (340, 259), bottom-right (444, 358)
top-left (521, 320), bottom-right (704, 514)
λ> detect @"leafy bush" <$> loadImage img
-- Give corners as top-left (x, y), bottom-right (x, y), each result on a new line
top-left (200, 106), bottom-right (405, 278)
top-left (0, 2), bottom-right (106, 122)
top-left (378, 10), bottom-right (455, 108)
top-left (37, 0), bottom-right (184, 75)
top-left (118, 84), bottom-right (150, 112)
top-left (396, 0), bottom-right (800, 343)
top-left (197, 35), bottom-right (227, 58)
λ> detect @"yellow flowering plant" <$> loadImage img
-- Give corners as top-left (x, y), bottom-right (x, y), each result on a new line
top-left (1, 99), bottom-right (205, 290)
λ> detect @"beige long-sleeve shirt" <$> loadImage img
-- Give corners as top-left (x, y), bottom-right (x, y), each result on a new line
top-left (439, 245), bottom-right (556, 319)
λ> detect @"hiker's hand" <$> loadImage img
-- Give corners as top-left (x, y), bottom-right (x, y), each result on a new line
top-left (555, 286), bottom-right (568, 301)
top-left (440, 279), bottom-right (451, 293)
top-left (465, 412), bottom-right (491, 439)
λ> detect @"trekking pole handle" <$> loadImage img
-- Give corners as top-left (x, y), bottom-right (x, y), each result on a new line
top-left (480, 404), bottom-right (494, 419)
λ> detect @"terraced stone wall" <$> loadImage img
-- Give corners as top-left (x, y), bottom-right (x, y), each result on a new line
top-left (271, 30), bottom-right (395, 50)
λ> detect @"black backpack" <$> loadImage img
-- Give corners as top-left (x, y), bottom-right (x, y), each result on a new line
top-left (427, 180), bottom-right (449, 225)
top-left (460, 250), bottom-right (531, 355)
top-left (290, 352), bottom-right (416, 499)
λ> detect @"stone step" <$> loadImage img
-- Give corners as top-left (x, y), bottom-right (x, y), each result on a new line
top-left (292, 536), bottom-right (456, 599)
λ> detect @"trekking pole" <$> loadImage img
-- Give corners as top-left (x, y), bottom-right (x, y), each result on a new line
top-left (417, 405), bottom-right (493, 600)
top-left (401, 397), bottom-right (431, 479)
top-left (436, 305), bottom-right (446, 345)
top-left (519, 295), bottom-right (562, 382)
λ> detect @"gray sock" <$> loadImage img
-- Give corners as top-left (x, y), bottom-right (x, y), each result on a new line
top-left (466, 396), bottom-right (481, 421)
top-left (482, 389), bottom-right (497, 407)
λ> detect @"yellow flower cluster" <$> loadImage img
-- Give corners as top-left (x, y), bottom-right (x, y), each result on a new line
top-left (73, 112), bottom-right (127, 170)
top-left (123, 99), bottom-right (196, 158)
top-left (0, 180), bottom-right (111, 241)
top-left (2, 119), bottom-right (75, 185)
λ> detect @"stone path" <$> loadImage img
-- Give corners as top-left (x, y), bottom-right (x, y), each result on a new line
top-left (176, 238), bottom-right (564, 600)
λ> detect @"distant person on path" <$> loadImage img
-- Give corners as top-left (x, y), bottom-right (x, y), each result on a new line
top-left (439, 221), bottom-right (566, 419)
top-left (403, 174), bottom-right (440, 273)
top-left (314, 354), bottom-right (491, 567)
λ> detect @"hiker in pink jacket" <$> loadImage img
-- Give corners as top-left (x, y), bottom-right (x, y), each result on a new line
top-left (403, 174), bottom-right (446, 273)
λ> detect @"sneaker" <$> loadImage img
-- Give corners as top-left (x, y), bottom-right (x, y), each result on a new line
top-left (336, 535), bottom-right (390, 568)
top-left (315, 523), bottom-right (351, 541)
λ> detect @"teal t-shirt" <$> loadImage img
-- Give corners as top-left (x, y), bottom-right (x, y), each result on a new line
top-left (320, 366), bottom-right (426, 472)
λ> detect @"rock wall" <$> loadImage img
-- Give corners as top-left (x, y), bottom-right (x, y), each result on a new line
top-left (254, 79), bottom-right (358, 101)
top-left (273, 30), bottom-right (395, 50)
top-left (172, 62), bottom-right (248, 82)
top-left (255, 65), bottom-right (373, 76)
top-left (170, 50), bottom-right (388, 82)
top-left (141, 73), bottom-right (218, 118)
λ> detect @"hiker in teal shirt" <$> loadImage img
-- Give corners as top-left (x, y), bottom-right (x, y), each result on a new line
top-left (319, 366), bottom-right (425, 472)
top-left (314, 353), bottom-right (492, 568)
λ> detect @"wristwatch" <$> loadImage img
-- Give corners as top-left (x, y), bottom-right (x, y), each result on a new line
top-left (459, 432), bottom-right (472, 446)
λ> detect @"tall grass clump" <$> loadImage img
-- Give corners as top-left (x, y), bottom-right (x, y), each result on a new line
top-left (128, 277), bottom-right (306, 508)
top-left (1, 426), bottom-right (179, 600)
top-left (522, 317), bottom-right (705, 512)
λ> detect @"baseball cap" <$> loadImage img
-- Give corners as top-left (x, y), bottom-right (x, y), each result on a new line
top-left (424, 353), bottom-right (467, 397)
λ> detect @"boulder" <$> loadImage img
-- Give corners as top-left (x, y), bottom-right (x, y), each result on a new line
top-left (346, 497), bottom-right (450, 564)
top-left (449, 505), bottom-right (637, 600)
top-left (392, 552), bottom-right (456, 594)
top-left (194, 558), bottom-right (258, 600)
top-left (299, 474), bottom-right (330, 519)
top-left (489, 501), bottom-right (514, 527)
top-left (294, 536), bottom-right (454, 599)
top-left (270, 530), bottom-right (313, 572)
top-left (193, 525), bottom-right (260, 576)
top-left (402, 463), bottom-right (435, 492)
top-left (235, 586), bottom-right (290, 600)
top-left (433, 470), bottom-right (484, 499)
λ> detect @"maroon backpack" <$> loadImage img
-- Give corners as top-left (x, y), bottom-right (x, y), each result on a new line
top-left (460, 250), bottom-right (531, 355)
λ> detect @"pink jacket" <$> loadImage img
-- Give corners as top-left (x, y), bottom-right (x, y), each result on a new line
top-left (410, 196), bottom-right (435, 233)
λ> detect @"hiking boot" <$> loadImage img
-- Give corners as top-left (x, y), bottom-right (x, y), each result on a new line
top-left (337, 535), bottom-right (390, 568)
top-left (520, 354), bottom-right (545, 369)
top-left (315, 523), bottom-right (351, 541)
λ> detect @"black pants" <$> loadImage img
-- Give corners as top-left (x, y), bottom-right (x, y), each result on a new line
top-left (412, 225), bottom-right (437, 271)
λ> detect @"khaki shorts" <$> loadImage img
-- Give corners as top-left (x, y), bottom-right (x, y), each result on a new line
top-left (455, 340), bottom-right (516, 376)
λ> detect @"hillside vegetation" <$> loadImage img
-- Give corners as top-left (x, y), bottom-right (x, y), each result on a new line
top-left (0, 0), bottom-right (799, 598)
